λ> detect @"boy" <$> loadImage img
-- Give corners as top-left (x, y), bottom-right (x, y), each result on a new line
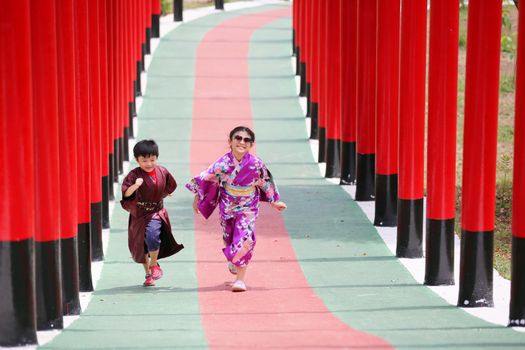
top-left (121, 139), bottom-right (184, 286)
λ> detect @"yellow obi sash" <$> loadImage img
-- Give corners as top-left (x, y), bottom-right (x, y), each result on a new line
top-left (223, 183), bottom-right (256, 197)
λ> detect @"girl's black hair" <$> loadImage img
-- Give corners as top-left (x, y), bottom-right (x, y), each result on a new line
top-left (229, 126), bottom-right (255, 142)
top-left (133, 139), bottom-right (159, 158)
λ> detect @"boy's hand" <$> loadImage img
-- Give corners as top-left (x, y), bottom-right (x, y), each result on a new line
top-left (193, 195), bottom-right (201, 214)
top-left (271, 201), bottom-right (287, 211)
top-left (135, 178), bottom-right (144, 187)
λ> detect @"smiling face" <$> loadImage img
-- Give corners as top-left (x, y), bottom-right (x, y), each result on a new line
top-left (228, 130), bottom-right (253, 160)
top-left (136, 154), bottom-right (158, 173)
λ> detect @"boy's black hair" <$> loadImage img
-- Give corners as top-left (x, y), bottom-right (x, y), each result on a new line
top-left (133, 139), bottom-right (159, 158)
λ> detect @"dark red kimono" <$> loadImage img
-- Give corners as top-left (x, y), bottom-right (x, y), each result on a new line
top-left (121, 165), bottom-right (184, 263)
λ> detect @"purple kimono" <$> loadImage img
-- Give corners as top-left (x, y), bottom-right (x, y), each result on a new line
top-left (186, 152), bottom-right (280, 267)
top-left (121, 166), bottom-right (184, 263)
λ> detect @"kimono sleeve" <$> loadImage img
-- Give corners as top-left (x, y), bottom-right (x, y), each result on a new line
top-left (120, 171), bottom-right (139, 216)
top-left (165, 169), bottom-right (177, 196)
top-left (185, 159), bottom-right (223, 219)
top-left (257, 163), bottom-right (281, 203)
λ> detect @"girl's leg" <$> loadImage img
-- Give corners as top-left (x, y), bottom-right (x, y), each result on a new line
top-left (236, 266), bottom-right (247, 281)
top-left (229, 214), bottom-right (256, 266)
top-left (232, 266), bottom-right (248, 292)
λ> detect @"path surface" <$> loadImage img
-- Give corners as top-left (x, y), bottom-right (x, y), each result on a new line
top-left (41, 3), bottom-right (525, 349)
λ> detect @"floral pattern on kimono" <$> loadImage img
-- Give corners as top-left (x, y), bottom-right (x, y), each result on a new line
top-left (186, 152), bottom-right (280, 267)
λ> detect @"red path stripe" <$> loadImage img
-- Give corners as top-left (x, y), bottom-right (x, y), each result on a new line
top-left (190, 8), bottom-right (393, 348)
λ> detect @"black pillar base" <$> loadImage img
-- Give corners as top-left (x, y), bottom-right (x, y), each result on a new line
top-left (425, 218), bottom-right (455, 285)
top-left (117, 137), bottom-right (124, 175)
top-left (374, 174), bottom-right (397, 226)
top-left (215, 0), bottom-right (224, 10)
top-left (396, 198), bottom-right (424, 258)
top-left (102, 175), bottom-right (110, 229)
top-left (292, 29), bottom-right (296, 55)
top-left (152, 15), bottom-right (160, 38)
top-left (123, 130), bottom-right (130, 162)
top-left (136, 63), bottom-right (142, 97)
top-left (141, 44), bottom-right (146, 72)
top-left (295, 47), bottom-right (301, 76)
top-left (145, 28), bottom-right (151, 54)
top-left (305, 82), bottom-right (311, 118)
top-left (173, 0), bottom-right (183, 21)
top-left (355, 153), bottom-right (375, 201)
top-left (128, 100), bottom-right (135, 140)
top-left (0, 239), bottom-right (37, 346)
top-left (340, 141), bottom-right (356, 185)
top-left (90, 202), bottom-right (104, 261)
top-left (61, 236), bottom-right (81, 316)
top-left (35, 240), bottom-right (63, 330)
top-left (310, 102), bottom-right (318, 139)
top-left (325, 138), bottom-right (341, 178)
top-left (318, 127), bottom-right (326, 163)
top-left (77, 222), bottom-right (94, 292)
top-left (299, 62), bottom-right (306, 97)
top-left (458, 230), bottom-right (494, 307)
top-left (108, 154), bottom-right (116, 200)
top-left (510, 236), bottom-right (525, 326)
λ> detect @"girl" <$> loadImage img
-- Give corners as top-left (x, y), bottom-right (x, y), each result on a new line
top-left (186, 126), bottom-right (287, 292)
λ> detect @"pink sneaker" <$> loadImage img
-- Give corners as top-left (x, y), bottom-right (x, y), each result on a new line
top-left (143, 274), bottom-right (155, 287)
top-left (151, 265), bottom-right (163, 280)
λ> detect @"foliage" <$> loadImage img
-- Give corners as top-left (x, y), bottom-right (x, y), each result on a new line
top-left (500, 74), bottom-right (516, 93)
top-left (494, 181), bottom-right (513, 279)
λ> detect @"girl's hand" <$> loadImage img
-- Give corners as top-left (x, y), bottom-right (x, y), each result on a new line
top-left (135, 178), bottom-right (144, 187)
top-left (271, 201), bottom-right (287, 211)
top-left (193, 195), bottom-right (201, 214)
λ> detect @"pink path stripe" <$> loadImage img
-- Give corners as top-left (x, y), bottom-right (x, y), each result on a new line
top-left (190, 8), bottom-right (393, 349)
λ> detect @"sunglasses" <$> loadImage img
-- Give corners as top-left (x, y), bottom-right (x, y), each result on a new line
top-left (233, 135), bottom-right (253, 143)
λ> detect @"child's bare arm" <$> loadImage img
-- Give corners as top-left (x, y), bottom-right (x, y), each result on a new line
top-left (124, 178), bottom-right (143, 198)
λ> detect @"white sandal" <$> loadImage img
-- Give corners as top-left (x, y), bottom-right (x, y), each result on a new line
top-left (232, 279), bottom-right (246, 292)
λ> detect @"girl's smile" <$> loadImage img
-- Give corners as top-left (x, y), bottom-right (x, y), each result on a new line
top-left (229, 131), bottom-right (253, 160)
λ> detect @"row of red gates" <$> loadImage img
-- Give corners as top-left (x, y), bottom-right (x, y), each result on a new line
top-left (0, 0), bottom-right (163, 346)
top-left (293, 0), bottom-right (525, 327)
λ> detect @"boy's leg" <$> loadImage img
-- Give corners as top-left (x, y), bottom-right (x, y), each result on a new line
top-left (143, 254), bottom-right (155, 286)
top-left (143, 254), bottom-right (150, 274)
top-left (149, 250), bottom-right (159, 266)
top-left (149, 250), bottom-right (163, 280)
top-left (144, 219), bottom-right (163, 279)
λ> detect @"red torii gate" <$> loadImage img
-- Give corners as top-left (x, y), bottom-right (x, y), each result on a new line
top-left (0, 0), bottom-right (159, 345)
top-left (293, 0), bottom-right (525, 326)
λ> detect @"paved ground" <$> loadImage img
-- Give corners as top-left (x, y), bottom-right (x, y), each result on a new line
top-left (40, 2), bottom-right (525, 349)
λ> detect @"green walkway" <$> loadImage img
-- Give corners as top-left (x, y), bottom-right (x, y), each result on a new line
top-left (42, 3), bottom-right (525, 349)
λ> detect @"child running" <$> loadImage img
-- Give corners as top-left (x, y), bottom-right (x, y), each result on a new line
top-left (186, 126), bottom-right (287, 292)
top-left (121, 139), bottom-right (184, 286)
